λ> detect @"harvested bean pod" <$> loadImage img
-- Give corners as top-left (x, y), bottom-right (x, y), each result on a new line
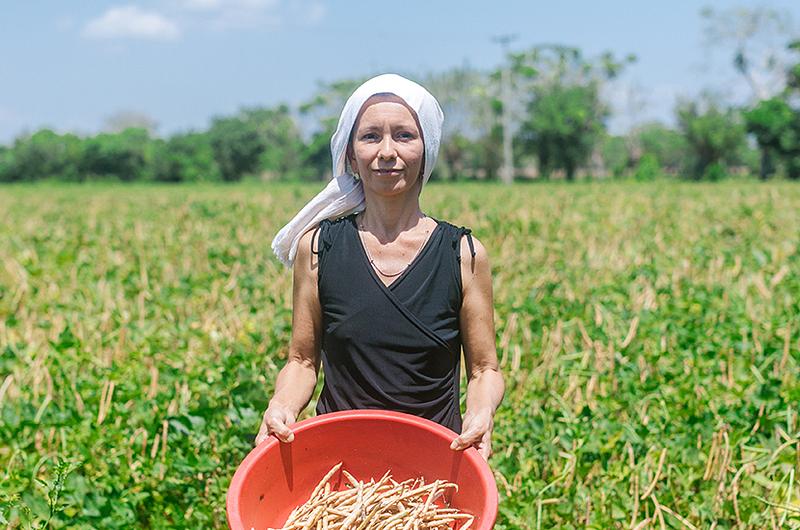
top-left (268, 463), bottom-right (475, 530)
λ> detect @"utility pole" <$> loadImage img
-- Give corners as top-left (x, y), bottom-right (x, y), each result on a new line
top-left (493, 34), bottom-right (517, 185)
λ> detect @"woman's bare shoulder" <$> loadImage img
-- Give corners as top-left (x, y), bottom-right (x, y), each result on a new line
top-left (460, 232), bottom-right (488, 256)
top-left (293, 229), bottom-right (320, 278)
top-left (459, 233), bottom-right (490, 284)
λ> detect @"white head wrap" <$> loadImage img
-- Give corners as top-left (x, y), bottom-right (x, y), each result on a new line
top-left (271, 73), bottom-right (445, 267)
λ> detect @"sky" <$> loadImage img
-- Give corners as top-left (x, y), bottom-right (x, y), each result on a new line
top-left (2, 0), bottom-right (799, 144)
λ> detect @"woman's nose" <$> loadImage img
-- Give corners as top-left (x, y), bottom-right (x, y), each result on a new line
top-left (377, 137), bottom-right (397, 159)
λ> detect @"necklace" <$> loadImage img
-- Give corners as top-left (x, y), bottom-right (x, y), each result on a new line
top-left (357, 214), bottom-right (432, 278)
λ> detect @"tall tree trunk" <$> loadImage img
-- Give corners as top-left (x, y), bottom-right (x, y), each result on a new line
top-left (565, 162), bottom-right (576, 181)
top-left (759, 148), bottom-right (774, 180)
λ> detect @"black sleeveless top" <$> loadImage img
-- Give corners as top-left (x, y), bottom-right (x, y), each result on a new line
top-left (311, 214), bottom-right (475, 433)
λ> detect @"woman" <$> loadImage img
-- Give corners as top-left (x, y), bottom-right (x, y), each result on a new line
top-left (256, 74), bottom-right (504, 459)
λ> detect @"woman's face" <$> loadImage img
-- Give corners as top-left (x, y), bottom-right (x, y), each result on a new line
top-left (348, 100), bottom-right (425, 198)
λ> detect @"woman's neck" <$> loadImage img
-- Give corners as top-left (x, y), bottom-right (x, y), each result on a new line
top-left (359, 189), bottom-right (425, 241)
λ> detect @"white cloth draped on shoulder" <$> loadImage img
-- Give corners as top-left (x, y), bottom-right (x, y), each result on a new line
top-left (270, 73), bottom-right (445, 267)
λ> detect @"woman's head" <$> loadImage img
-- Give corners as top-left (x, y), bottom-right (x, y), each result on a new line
top-left (271, 74), bottom-right (444, 266)
top-left (347, 93), bottom-right (426, 197)
top-left (331, 74), bottom-right (444, 187)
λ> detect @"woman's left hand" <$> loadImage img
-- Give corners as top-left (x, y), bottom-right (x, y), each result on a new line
top-left (450, 408), bottom-right (494, 460)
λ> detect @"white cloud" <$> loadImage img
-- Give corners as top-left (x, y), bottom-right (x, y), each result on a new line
top-left (83, 6), bottom-right (181, 41)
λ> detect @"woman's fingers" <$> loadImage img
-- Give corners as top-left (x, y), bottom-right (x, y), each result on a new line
top-left (451, 412), bottom-right (494, 458)
top-left (450, 420), bottom-right (485, 450)
top-left (456, 432), bottom-right (491, 460)
top-left (269, 417), bottom-right (295, 443)
top-left (255, 408), bottom-right (296, 445)
top-left (255, 422), bottom-right (270, 446)
top-left (450, 431), bottom-right (479, 450)
top-left (478, 431), bottom-right (493, 460)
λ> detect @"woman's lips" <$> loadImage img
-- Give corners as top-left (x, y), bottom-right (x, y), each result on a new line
top-left (374, 169), bottom-right (403, 176)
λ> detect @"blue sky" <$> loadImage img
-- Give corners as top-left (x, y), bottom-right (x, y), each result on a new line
top-left (2, 1), bottom-right (798, 144)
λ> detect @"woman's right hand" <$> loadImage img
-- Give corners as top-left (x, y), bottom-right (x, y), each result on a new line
top-left (255, 404), bottom-right (297, 445)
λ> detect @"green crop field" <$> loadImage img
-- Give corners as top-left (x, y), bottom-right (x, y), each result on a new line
top-left (1, 181), bottom-right (799, 529)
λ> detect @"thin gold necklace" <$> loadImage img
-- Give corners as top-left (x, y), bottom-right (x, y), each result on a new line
top-left (357, 214), bottom-right (431, 278)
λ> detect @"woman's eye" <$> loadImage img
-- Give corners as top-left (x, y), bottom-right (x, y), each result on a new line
top-left (397, 132), bottom-right (415, 140)
top-left (361, 133), bottom-right (379, 141)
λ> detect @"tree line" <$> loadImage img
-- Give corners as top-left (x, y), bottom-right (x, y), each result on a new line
top-left (2, 11), bottom-right (798, 183)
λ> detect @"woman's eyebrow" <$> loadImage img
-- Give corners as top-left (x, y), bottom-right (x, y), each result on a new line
top-left (356, 122), bottom-right (418, 133)
top-left (390, 121), bottom-right (418, 130)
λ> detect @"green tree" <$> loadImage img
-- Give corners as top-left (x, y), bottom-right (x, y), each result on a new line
top-left (637, 122), bottom-right (689, 174)
top-left (634, 153), bottom-right (662, 181)
top-left (676, 97), bottom-right (746, 179)
top-left (436, 124), bottom-right (503, 180)
top-left (208, 115), bottom-right (265, 182)
top-left (437, 132), bottom-right (472, 180)
top-left (600, 134), bottom-right (629, 177)
top-left (473, 123), bottom-right (504, 180)
top-left (512, 45), bottom-right (634, 180)
top-left (151, 132), bottom-right (220, 182)
top-left (0, 145), bottom-right (10, 182)
top-left (242, 106), bottom-right (305, 180)
top-left (209, 105), bottom-right (305, 182)
top-left (1, 130), bottom-right (83, 182)
top-left (743, 97), bottom-right (796, 179)
top-left (743, 41), bottom-right (800, 180)
top-left (79, 128), bottom-right (151, 181)
top-left (518, 82), bottom-right (608, 180)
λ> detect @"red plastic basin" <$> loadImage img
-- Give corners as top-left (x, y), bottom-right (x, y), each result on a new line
top-left (227, 410), bottom-right (498, 529)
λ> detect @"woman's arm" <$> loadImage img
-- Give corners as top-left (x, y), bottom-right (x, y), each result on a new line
top-left (255, 229), bottom-right (323, 444)
top-left (450, 235), bottom-right (505, 460)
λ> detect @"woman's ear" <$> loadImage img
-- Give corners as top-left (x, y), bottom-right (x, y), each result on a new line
top-left (346, 142), bottom-right (356, 173)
